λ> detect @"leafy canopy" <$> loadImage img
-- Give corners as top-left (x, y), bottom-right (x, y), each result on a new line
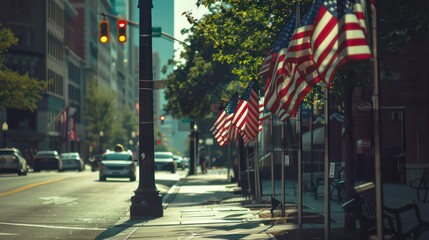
top-left (0, 25), bottom-right (48, 111)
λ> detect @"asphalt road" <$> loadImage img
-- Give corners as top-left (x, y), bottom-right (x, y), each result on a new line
top-left (0, 166), bottom-right (187, 240)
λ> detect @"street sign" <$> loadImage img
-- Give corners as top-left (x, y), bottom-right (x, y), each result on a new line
top-left (152, 27), bottom-right (161, 37)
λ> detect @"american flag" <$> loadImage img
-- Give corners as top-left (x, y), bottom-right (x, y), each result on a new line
top-left (262, 14), bottom-right (297, 117)
top-left (258, 96), bottom-right (271, 133)
top-left (274, 1), bottom-right (324, 120)
top-left (311, 0), bottom-right (371, 86)
top-left (210, 110), bottom-right (228, 146)
top-left (60, 107), bottom-right (68, 139)
top-left (259, 97), bottom-right (271, 122)
top-left (231, 81), bottom-right (259, 141)
top-left (210, 93), bottom-right (239, 146)
top-left (286, 0), bottom-right (323, 85)
top-left (263, 13), bottom-right (310, 121)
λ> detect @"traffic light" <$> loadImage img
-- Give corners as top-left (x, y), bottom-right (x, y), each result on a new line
top-left (99, 20), bottom-right (109, 43)
top-left (160, 115), bottom-right (165, 124)
top-left (117, 19), bottom-right (127, 43)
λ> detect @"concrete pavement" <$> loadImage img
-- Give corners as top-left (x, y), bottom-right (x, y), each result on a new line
top-left (96, 168), bottom-right (429, 240)
top-left (97, 168), bottom-right (288, 240)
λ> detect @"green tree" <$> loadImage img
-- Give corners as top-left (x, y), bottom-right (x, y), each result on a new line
top-left (168, 1), bottom-right (429, 196)
top-left (0, 25), bottom-right (48, 111)
top-left (84, 79), bottom-right (139, 152)
top-left (83, 80), bottom-right (117, 151)
top-left (111, 106), bottom-right (138, 149)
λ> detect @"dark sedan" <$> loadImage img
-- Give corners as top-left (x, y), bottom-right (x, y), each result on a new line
top-left (33, 150), bottom-right (62, 172)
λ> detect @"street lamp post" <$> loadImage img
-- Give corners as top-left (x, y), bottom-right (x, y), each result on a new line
top-left (193, 123), bottom-right (198, 175)
top-left (99, 131), bottom-right (104, 154)
top-left (130, 0), bottom-right (163, 218)
top-left (2, 122), bottom-right (8, 148)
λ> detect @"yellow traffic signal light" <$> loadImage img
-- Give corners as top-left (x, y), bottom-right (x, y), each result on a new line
top-left (99, 20), bottom-right (109, 43)
top-left (117, 20), bottom-right (127, 43)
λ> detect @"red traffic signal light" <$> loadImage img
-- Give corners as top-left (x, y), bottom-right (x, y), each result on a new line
top-left (117, 20), bottom-right (127, 43)
top-left (160, 115), bottom-right (165, 124)
top-left (99, 20), bottom-right (109, 43)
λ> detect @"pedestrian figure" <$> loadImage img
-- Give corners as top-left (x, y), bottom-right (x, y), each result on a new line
top-left (199, 147), bottom-right (207, 174)
top-left (114, 144), bottom-right (124, 152)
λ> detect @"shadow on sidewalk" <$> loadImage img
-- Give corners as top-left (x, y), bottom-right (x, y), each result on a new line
top-left (95, 218), bottom-right (152, 240)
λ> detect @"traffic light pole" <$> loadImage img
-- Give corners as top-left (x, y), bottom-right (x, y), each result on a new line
top-left (130, 0), bottom-right (163, 218)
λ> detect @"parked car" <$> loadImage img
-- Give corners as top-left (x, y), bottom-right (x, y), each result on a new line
top-left (60, 152), bottom-right (84, 172)
top-left (154, 151), bottom-right (177, 173)
top-left (0, 148), bottom-right (29, 176)
top-left (33, 150), bottom-right (61, 172)
top-left (99, 150), bottom-right (136, 181)
top-left (173, 155), bottom-right (187, 170)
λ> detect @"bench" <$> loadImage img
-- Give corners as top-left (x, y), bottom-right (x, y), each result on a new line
top-left (342, 182), bottom-right (377, 238)
top-left (314, 166), bottom-right (345, 203)
top-left (384, 203), bottom-right (429, 240)
top-left (409, 167), bottom-right (429, 202)
top-left (342, 182), bottom-right (429, 239)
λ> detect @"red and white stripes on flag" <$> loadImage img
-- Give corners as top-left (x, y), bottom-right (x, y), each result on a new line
top-left (259, 0), bottom-right (371, 123)
top-left (262, 13), bottom-right (310, 121)
top-left (231, 81), bottom-right (259, 141)
top-left (60, 107), bottom-right (68, 139)
top-left (311, 0), bottom-right (371, 86)
top-left (210, 93), bottom-right (239, 146)
top-left (210, 110), bottom-right (228, 145)
top-left (262, 14), bottom-right (298, 120)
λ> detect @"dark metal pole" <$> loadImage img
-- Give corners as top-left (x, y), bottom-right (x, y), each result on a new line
top-left (371, 1), bottom-right (383, 238)
top-left (189, 120), bottom-right (195, 175)
top-left (3, 130), bottom-right (6, 148)
top-left (130, 0), bottom-right (163, 218)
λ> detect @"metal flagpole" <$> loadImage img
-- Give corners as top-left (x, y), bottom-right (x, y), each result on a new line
top-left (246, 143), bottom-right (251, 198)
top-left (370, 1), bottom-right (383, 238)
top-left (281, 122), bottom-right (285, 217)
top-left (323, 86), bottom-right (331, 240)
top-left (254, 140), bottom-right (261, 201)
top-left (295, 2), bottom-right (303, 228)
top-left (270, 115), bottom-right (275, 201)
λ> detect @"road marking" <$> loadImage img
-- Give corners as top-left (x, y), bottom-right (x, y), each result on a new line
top-left (0, 178), bottom-right (65, 197)
top-left (39, 196), bottom-right (78, 205)
top-left (0, 222), bottom-right (106, 231)
top-left (0, 232), bottom-right (19, 236)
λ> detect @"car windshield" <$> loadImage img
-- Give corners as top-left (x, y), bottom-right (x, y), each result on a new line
top-left (61, 153), bottom-right (78, 159)
top-left (103, 153), bottom-right (133, 161)
top-left (36, 151), bottom-right (58, 157)
top-left (0, 151), bottom-right (14, 155)
top-left (155, 152), bottom-right (173, 159)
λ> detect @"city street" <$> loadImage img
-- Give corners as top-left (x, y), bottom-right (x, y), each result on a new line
top-left (0, 167), bottom-right (186, 240)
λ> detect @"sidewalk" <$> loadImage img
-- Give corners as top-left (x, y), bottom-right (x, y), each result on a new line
top-left (98, 168), bottom-right (288, 240)
top-left (97, 168), bottom-right (429, 240)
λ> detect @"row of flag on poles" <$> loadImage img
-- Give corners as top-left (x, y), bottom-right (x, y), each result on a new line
top-left (210, 0), bottom-right (372, 146)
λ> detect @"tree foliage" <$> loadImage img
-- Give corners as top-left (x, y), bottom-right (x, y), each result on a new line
top-left (166, 1), bottom-right (429, 119)
top-left (84, 79), bottom-right (138, 151)
top-left (84, 80), bottom-right (117, 147)
top-left (0, 25), bottom-right (48, 111)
